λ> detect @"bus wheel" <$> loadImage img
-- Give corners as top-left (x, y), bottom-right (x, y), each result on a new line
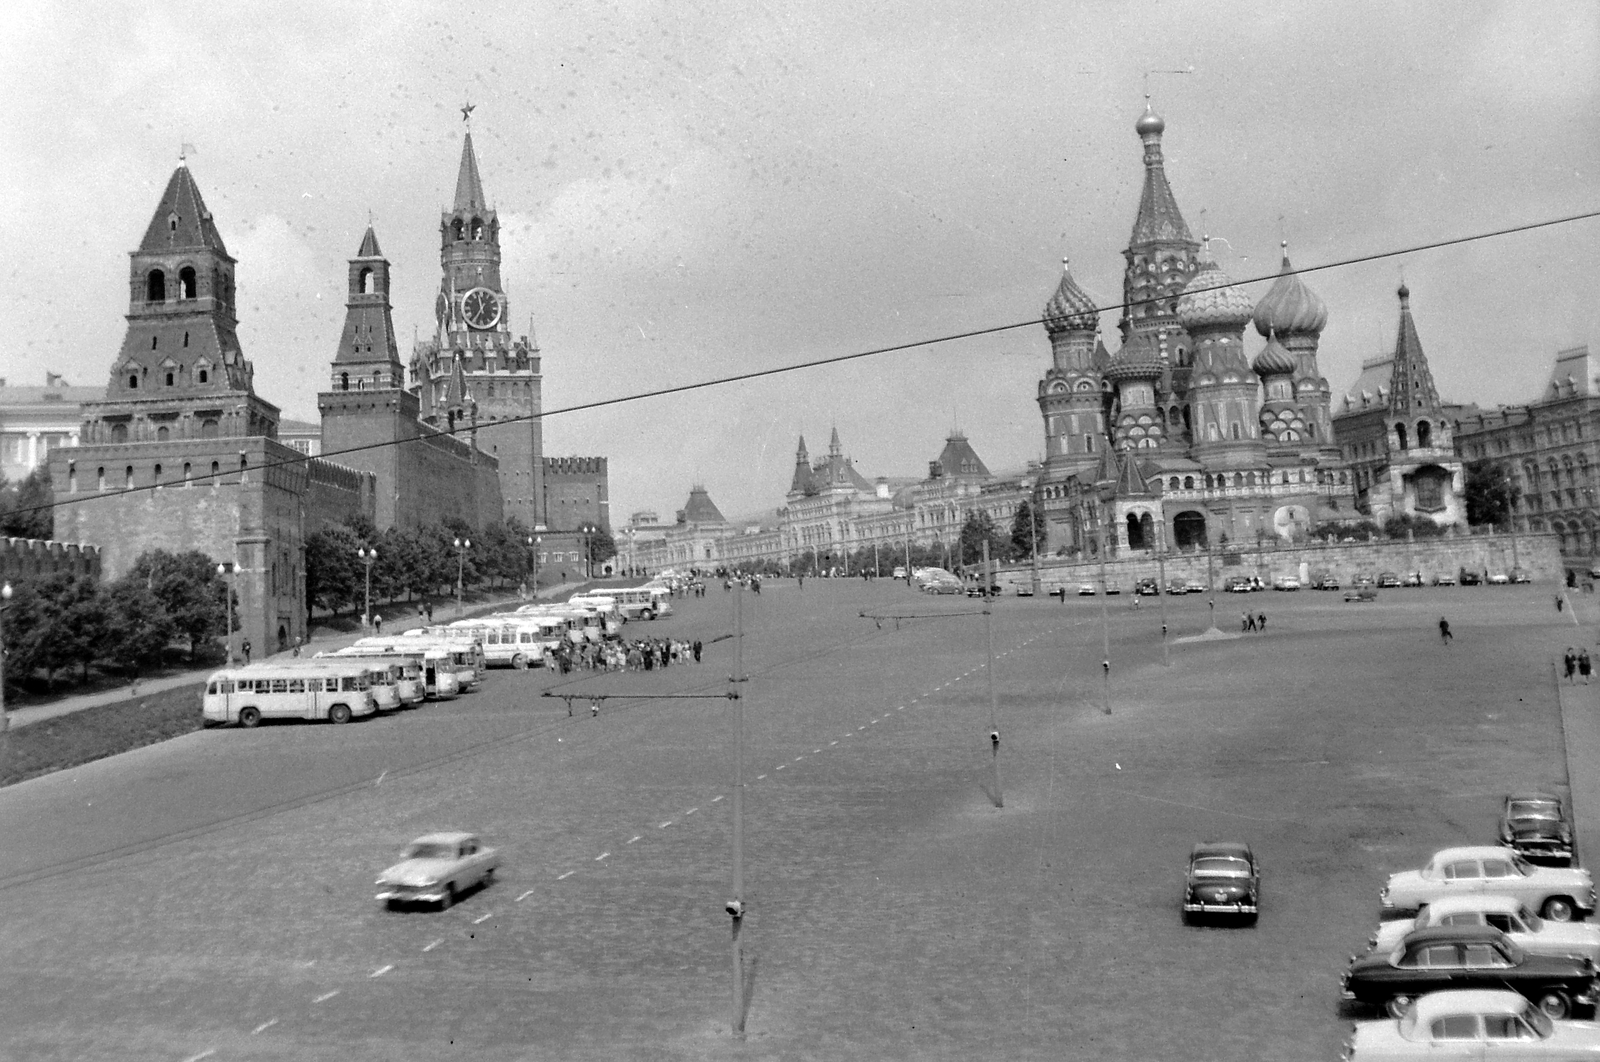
top-left (641, 609), bottom-right (654, 621)
top-left (239, 707), bottom-right (261, 728)
top-left (511, 654), bottom-right (527, 670)
top-left (329, 703), bottom-right (353, 725)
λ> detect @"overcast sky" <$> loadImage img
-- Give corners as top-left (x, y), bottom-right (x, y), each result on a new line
top-left (3, 1), bottom-right (1596, 523)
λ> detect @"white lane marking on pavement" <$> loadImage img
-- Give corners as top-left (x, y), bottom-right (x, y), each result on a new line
top-left (181, 1051), bottom-right (216, 1062)
top-left (686, 807), bottom-right (699, 814)
top-left (829, 741), bottom-right (838, 746)
top-left (516, 889), bottom-right (535, 901)
top-left (557, 871), bottom-right (575, 880)
top-left (313, 991), bottom-right (340, 1003)
top-left (756, 774), bottom-right (767, 779)
top-left (711, 795), bottom-right (725, 802)
top-left (473, 912), bottom-right (492, 924)
top-left (423, 939), bottom-right (443, 951)
top-left (793, 757), bottom-right (804, 763)
top-left (371, 964), bottom-right (394, 977)
top-left (659, 821), bottom-right (673, 829)
top-left (252, 1019), bottom-right (278, 1034)
top-left (857, 726), bottom-right (865, 731)
top-left (775, 765), bottom-right (785, 770)
top-left (375, 770), bottom-right (387, 786)
top-left (595, 852), bottom-right (610, 861)
top-left (813, 749), bottom-right (821, 753)
top-left (627, 836), bottom-right (641, 844)
top-left (870, 720), bottom-right (878, 725)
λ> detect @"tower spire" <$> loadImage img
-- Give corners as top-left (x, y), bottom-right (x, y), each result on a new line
top-left (454, 129), bottom-right (487, 213)
top-left (1388, 283), bottom-right (1441, 417)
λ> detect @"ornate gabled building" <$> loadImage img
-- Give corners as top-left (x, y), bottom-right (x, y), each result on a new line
top-left (1334, 284), bottom-right (1467, 527)
top-left (1034, 103), bottom-right (1355, 556)
top-left (52, 164), bottom-right (375, 654)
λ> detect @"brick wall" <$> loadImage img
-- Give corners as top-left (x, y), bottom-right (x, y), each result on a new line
top-left (0, 539), bottom-right (101, 584)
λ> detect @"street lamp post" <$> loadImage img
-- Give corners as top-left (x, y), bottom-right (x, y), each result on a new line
top-left (578, 523), bottom-right (597, 581)
top-left (454, 537), bottom-right (471, 616)
top-left (0, 581), bottom-right (13, 746)
top-left (358, 546), bottom-right (377, 628)
top-left (217, 563), bottom-right (234, 664)
top-left (527, 535), bottom-right (541, 600)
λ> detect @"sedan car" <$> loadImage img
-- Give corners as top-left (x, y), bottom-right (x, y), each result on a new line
top-left (1313, 573), bottom-right (1341, 590)
top-left (1381, 846), bottom-right (1595, 921)
top-left (1377, 572), bottom-right (1401, 588)
top-left (1370, 894), bottom-right (1600, 963)
top-left (1135, 578), bottom-right (1160, 596)
top-left (376, 831), bottom-right (499, 909)
top-left (926, 579), bottom-right (963, 595)
top-left (1225, 576), bottom-right (1254, 593)
top-left (1341, 989), bottom-right (1600, 1060)
top-left (1342, 925), bottom-right (1599, 1019)
top-left (1433, 572), bottom-right (1458, 586)
top-left (1273, 576), bottom-right (1301, 591)
top-left (1184, 578), bottom-right (1207, 594)
top-left (1401, 572), bottom-right (1424, 587)
top-left (1077, 583), bottom-right (1097, 596)
top-left (1512, 569), bottom-right (1533, 584)
top-left (1181, 841), bottom-right (1259, 924)
top-left (1166, 579), bottom-right (1188, 595)
top-left (1459, 570), bottom-right (1484, 586)
top-left (1501, 793), bottom-right (1577, 867)
top-left (1487, 572), bottom-right (1511, 585)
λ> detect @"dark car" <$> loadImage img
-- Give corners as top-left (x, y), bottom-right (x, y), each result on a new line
top-left (1377, 572), bottom-right (1401, 588)
top-left (1500, 793), bottom-right (1576, 867)
top-left (1341, 924), bottom-right (1598, 1019)
top-left (1460, 569), bottom-right (1484, 586)
top-left (1312, 572), bottom-right (1341, 590)
top-left (1224, 575), bottom-right (1253, 594)
top-left (1135, 577), bottom-right (1159, 596)
top-left (1181, 841), bottom-right (1259, 925)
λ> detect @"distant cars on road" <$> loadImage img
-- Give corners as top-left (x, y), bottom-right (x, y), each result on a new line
top-left (1381, 846), bottom-right (1595, 922)
top-left (1500, 793), bottom-right (1577, 867)
top-left (1273, 576), bottom-right (1301, 591)
top-left (1432, 572), bottom-right (1458, 587)
top-left (376, 832), bottom-right (499, 910)
top-left (1181, 841), bottom-right (1260, 924)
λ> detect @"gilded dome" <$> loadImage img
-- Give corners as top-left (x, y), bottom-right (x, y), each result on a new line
top-left (1042, 259), bottom-right (1101, 335)
top-left (1252, 248), bottom-right (1328, 336)
top-left (1135, 102), bottom-right (1165, 137)
top-left (1252, 333), bottom-right (1297, 376)
top-left (1176, 258), bottom-right (1254, 330)
top-left (1103, 333), bottom-right (1164, 381)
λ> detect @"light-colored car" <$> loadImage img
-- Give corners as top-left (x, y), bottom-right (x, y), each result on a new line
top-left (1342, 989), bottom-right (1600, 1060)
top-left (1184, 578), bottom-right (1207, 594)
top-left (1487, 572), bottom-right (1511, 585)
top-left (1077, 583), bottom-right (1097, 596)
top-left (926, 579), bottom-right (962, 595)
top-left (376, 831), bottom-right (499, 909)
top-left (1381, 846), bottom-right (1595, 922)
top-left (1370, 894), bottom-right (1600, 963)
top-left (1433, 572), bottom-right (1458, 587)
top-left (1273, 576), bottom-right (1301, 591)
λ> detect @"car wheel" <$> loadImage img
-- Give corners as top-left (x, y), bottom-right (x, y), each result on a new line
top-left (1544, 896), bottom-right (1577, 922)
top-left (329, 703), bottom-right (353, 725)
top-left (1539, 991), bottom-right (1572, 1020)
top-left (439, 884), bottom-right (455, 910)
top-left (238, 707), bottom-right (261, 728)
top-left (484, 867), bottom-right (496, 887)
top-left (1386, 995), bottom-right (1413, 1019)
top-left (511, 654), bottom-right (527, 670)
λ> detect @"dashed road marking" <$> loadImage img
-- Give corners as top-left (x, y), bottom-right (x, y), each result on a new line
top-left (829, 741), bottom-right (838, 746)
top-left (423, 938), bottom-right (443, 951)
top-left (313, 991), bottom-right (340, 1003)
top-left (473, 912), bottom-right (492, 924)
top-left (516, 889), bottom-right (535, 901)
top-left (252, 1019), bottom-right (278, 1034)
top-left (627, 836), bottom-right (642, 844)
top-left (711, 795), bottom-right (725, 802)
top-left (775, 765), bottom-right (785, 770)
top-left (756, 774), bottom-right (767, 779)
top-left (557, 871), bottom-right (575, 880)
top-left (870, 720), bottom-right (878, 725)
top-left (686, 807), bottom-right (699, 815)
top-left (371, 964), bottom-right (393, 978)
top-left (181, 1051), bottom-right (216, 1062)
top-left (375, 770), bottom-right (387, 786)
top-left (595, 852), bottom-right (610, 861)
top-left (793, 757), bottom-right (803, 763)
top-left (813, 749), bottom-right (821, 753)
top-left (857, 726), bottom-right (865, 731)
top-left (659, 821), bottom-right (673, 829)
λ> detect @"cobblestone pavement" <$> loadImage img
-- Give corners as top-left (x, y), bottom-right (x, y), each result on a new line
top-left (0, 580), bottom-right (1583, 1060)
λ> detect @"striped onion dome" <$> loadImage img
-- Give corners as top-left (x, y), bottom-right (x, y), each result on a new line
top-left (1252, 332), bottom-right (1297, 376)
top-left (1176, 257), bottom-right (1254, 330)
top-left (1253, 245), bottom-right (1328, 336)
top-left (1042, 259), bottom-right (1101, 335)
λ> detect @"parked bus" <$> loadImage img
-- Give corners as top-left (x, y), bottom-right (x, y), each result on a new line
top-left (594, 586), bottom-right (673, 620)
top-left (511, 606), bottom-right (597, 645)
top-left (348, 638), bottom-right (470, 697)
top-left (316, 651), bottom-right (426, 706)
top-left (445, 618), bottom-right (562, 668)
top-left (390, 630), bottom-right (484, 688)
top-left (202, 662), bottom-right (379, 727)
top-left (561, 597), bottom-right (624, 636)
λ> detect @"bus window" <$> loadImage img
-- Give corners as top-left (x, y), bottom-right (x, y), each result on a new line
top-left (287, 678), bottom-right (305, 693)
top-left (270, 679), bottom-right (288, 694)
top-left (341, 675), bottom-right (363, 691)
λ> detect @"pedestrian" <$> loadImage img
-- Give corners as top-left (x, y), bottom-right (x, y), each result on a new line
top-left (1438, 617), bottom-right (1452, 644)
top-left (590, 698), bottom-right (599, 718)
top-left (425, 602), bottom-right (433, 623)
top-left (1581, 650), bottom-right (1593, 685)
top-left (292, 635), bottom-right (303, 658)
top-left (373, 613), bottom-right (383, 635)
top-left (1241, 610), bottom-right (1250, 632)
top-left (1257, 612), bottom-right (1266, 632)
top-left (1246, 612), bottom-right (1257, 632)
top-left (693, 639), bottom-right (702, 662)
top-left (1557, 594), bottom-right (1566, 613)
top-left (1565, 649), bottom-right (1578, 684)
top-left (242, 638), bottom-right (252, 663)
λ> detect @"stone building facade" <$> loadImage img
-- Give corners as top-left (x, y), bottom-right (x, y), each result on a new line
top-left (0, 376), bottom-right (98, 483)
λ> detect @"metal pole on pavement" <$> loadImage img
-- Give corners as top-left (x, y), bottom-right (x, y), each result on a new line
top-left (1029, 494), bottom-right (1041, 598)
top-left (728, 583), bottom-right (747, 1037)
top-left (1097, 517), bottom-right (1112, 715)
top-left (1157, 521), bottom-right (1170, 666)
top-left (0, 582), bottom-right (13, 764)
top-left (982, 540), bottom-right (1004, 807)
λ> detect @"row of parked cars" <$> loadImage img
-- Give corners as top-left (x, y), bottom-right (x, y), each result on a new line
top-left (1338, 793), bottom-right (1600, 1057)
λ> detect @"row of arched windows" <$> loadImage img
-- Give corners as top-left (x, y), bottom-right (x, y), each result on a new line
top-left (68, 455), bottom-right (246, 493)
top-left (450, 216), bottom-right (494, 242)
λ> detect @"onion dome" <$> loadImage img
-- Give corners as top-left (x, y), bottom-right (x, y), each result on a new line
top-left (1176, 255), bottom-right (1254, 330)
top-left (1042, 259), bottom-right (1101, 335)
top-left (1103, 333), bottom-right (1164, 381)
top-left (1252, 244), bottom-right (1328, 336)
top-left (1135, 101), bottom-right (1165, 137)
top-left (1252, 332), bottom-right (1296, 377)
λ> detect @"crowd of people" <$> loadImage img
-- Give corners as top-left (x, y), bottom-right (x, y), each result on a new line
top-left (542, 636), bottom-right (703, 674)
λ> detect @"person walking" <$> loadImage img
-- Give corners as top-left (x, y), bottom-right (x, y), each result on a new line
top-left (373, 613), bottom-right (383, 635)
top-left (1257, 612), bottom-right (1267, 632)
top-left (424, 601), bottom-right (433, 623)
top-left (1438, 617), bottom-right (1452, 644)
top-left (692, 639), bottom-right (702, 663)
top-left (1565, 649), bottom-right (1578, 684)
top-left (1557, 594), bottom-right (1566, 613)
top-left (1241, 610), bottom-right (1250, 632)
top-left (1581, 649), bottom-right (1593, 685)
top-left (242, 639), bottom-right (252, 663)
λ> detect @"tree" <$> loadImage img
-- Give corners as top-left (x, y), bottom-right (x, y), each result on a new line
top-left (587, 529), bottom-right (618, 571)
top-left (0, 466), bottom-right (54, 540)
top-left (1464, 460), bottom-right (1521, 528)
top-left (1009, 500), bottom-right (1047, 561)
top-left (101, 581), bottom-right (176, 675)
top-left (126, 549), bottom-right (230, 659)
top-left (4, 572), bottom-right (102, 688)
top-left (1382, 513), bottom-right (1449, 540)
top-left (958, 510), bottom-right (1005, 568)
top-left (305, 525), bottom-right (364, 615)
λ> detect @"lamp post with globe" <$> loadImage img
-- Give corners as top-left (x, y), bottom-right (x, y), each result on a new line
top-left (358, 546), bottom-right (377, 628)
top-left (527, 534), bottom-right (541, 600)
top-left (454, 537), bottom-right (471, 616)
top-left (217, 563), bottom-right (234, 664)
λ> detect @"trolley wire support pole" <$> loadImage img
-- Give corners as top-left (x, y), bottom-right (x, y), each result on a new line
top-left (1156, 521), bottom-right (1170, 667)
top-left (727, 581), bottom-right (748, 1039)
top-left (982, 540), bottom-right (1004, 808)
top-left (1097, 520), bottom-right (1112, 715)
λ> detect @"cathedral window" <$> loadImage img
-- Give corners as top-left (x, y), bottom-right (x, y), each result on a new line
top-left (197, 368), bottom-right (207, 383)
top-left (1395, 423), bottom-right (1409, 449)
top-left (1230, 422), bottom-right (1241, 440)
top-left (128, 374), bottom-right (139, 389)
top-left (1417, 420), bottom-right (1431, 448)
top-left (179, 267), bottom-right (196, 300)
top-left (471, 217), bottom-right (485, 240)
top-left (210, 460), bottom-right (219, 481)
top-left (183, 332), bottom-right (189, 348)
top-left (1169, 477), bottom-right (1179, 490)
top-left (1184, 476), bottom-right (1194, 489)
top-left (1233, 473), bottom-right (1244, 488)
top-left (146, 270), bottom-right (166, 302)
top-left (111, 423), bottom-right (127, 442)
top-left (151, 336), bottom-right (158, 350)
top-left (165, 372), bottom-right (174, 387)
top-left (96, 466), bottom-right (105, 491)
top-left (154, 463), bottom-right (162, 483)
top-left (157, 426), bottom-right (169, 441)
top-left (340, 372), bottom-right (349, 392)
top-left (201, 418), bottom-right (218, 439)
top-left (453, 219), bottom-right (464, 241)
top-left (125, 466), bottom-right (134, 489)
top-left (359, 268), bottom-right (372, 295)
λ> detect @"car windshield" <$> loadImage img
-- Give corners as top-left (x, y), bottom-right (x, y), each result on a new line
top-left (403, 842), bottom-right (456, 860)
top-left (1509, 802), bottom-right (1560, 821)
top-left (1521, 1003), bottom-right (1554, 1038)
top-left (1518, 905), bottom-right (1544, 931)
top-left (1192, 856), bottom-right (1251, 877)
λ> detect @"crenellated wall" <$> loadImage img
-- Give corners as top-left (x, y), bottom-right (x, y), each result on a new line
top-left (0, 538), bottom-right (102, 584)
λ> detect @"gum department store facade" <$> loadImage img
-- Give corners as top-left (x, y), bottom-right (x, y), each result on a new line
top-left (635, 104), bottom-right (1503, 576)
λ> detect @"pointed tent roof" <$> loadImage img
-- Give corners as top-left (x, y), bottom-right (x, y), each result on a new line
top-left (443, 352), bottom-right (472, 411)
top-left (934, 431), bottom-right (990, 480)
top-left (356, 225), bottom-right (383, 258)
top-left (454, 132), bottom-right (488, 213)
top-left (1130, 105), bottom-right (1194, 247)
top-left (789, 435), bottom-right (816, 495)
top-left (828, 425), bottom-right (842, 453)
top-left (1115, 451), bottom-right (1154, 497)
top-left (139, 165), bottom-right (229, 254)
top-left (1092, 441), bottom-right (1120, 486)
top-left (682, 485), bottom-right (728, 525)
top-left (1388, 284), bottom-right (1442, 417)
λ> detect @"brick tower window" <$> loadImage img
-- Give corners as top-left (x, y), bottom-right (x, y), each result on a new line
top-left (146, 270), bottom-right (165, 302)
top-left (179, 267), bottom-right (196, 300)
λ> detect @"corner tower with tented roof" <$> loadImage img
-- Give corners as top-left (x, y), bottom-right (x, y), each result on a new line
top-left (411, 122), bottom-right (550, 530)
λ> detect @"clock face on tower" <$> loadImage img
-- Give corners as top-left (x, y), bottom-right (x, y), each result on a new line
top-left (462, 287), bottom-right (501, 330)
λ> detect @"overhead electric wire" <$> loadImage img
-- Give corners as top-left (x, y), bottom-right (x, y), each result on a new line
top-left (17, 206), bottom-right (1600, 522)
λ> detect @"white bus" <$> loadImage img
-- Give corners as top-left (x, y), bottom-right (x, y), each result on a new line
top-left (337, 644), bottom-right (459, 699)
top-left (203, 663), bottom-right (379, 727)
top-left (446, 618), bottom-right (561, 668)
top-left (316, 652), bottom-right (426, 706)
top-left (511, 606), bottom-right (595, 645)
top-left (561, 597), bottom-right (624, 636)
top-left (351, 636), bottom-right (476, 693)
top-left (597, 586), bottom-right (673, 620)
top-left (389, 631), bottom-right (485, 688)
